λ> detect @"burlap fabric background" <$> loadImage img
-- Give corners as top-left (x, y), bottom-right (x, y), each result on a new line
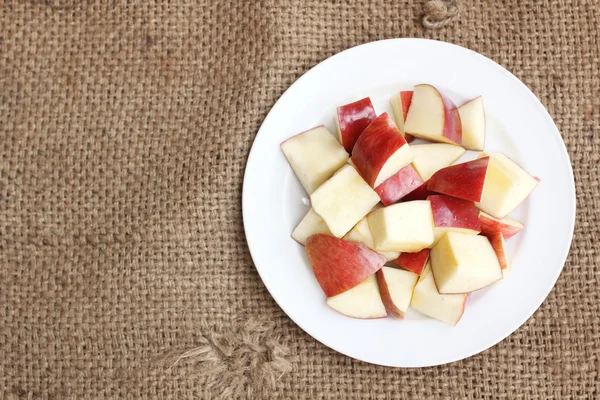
top-left (1, 0), bottom-right (599, 398)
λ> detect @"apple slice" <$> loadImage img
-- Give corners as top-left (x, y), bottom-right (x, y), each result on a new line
top-left (487, 232), bottom-right (510, 277)
top-left (478, 211), bottom-right (524, 239)
top-left (430, 232), bottom-right (502, 294)
top-left (410, 262), bottom-right (468, 326)
top-left (393, 249), bottom-right (430, 275)
top-left (291, 208), bottom-right (332, 245)
top-left (368, 200), bottom-right (435, 252)
top-left (476, 152), bottom-right (539, 218)
top-left (428, 195), bottom-right (480, 243)
top-left (401, 181), bottom-right (435, 201)
top-left (352, 112), bottom-right (413, 187)
top-left (390, 90), bottom-right (415, 142)
top-left (281, 126), bottom-right (349, 194)
top-left (458, 96), bottom-right (485, 151)
top-left (410, 143), bottom-right (466, 181)
top-left (375, 164), bottom-right (424, 206)
top-left (404, 84), bottom-right (462, 145)
top-left (336, 97), bottom-right (377, 153)
top-left (326, 275), bottom-right (387, 319)
top-left (427, 157), bottom-right (490, 202)
top-left (311, 164), bottom-right (380, 238)
top-left (306, 234), bottom-right (385, 297)
top-left (376, 267), bottom-right (419, 318)
top-left (343, 215), bottom-right (400, 261)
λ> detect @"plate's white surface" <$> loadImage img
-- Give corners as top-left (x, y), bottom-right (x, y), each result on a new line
top-left (242, 39), bottom-right (575, 367)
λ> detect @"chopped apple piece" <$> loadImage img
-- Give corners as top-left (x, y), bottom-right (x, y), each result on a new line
top-left (393, 249), bottom-right (430, 275)
top-left (428, 157), bottom-right (490, 202)
top-left (368, 200), bottom-right (435, 252)
top-left (476, 152), bottom-right (539, 218)
top-left (458, 96), bottom-right (486, 151)
top-left (430, 232), bottom-right (502, 294)
top-left (390, 90), bottom-right (415, 142)
top-left (343, 216), bottom-right (399, 261)
top-left (306, 234), bottom-right (385, 297)
top-left (410, 143), bottom-right (466, 181)
top-left (375, 164), bottom-right (424, 206)
top-left (291, 208), bottom-right (332, 245)
top-left (311, 164), bottom-right (380, 238)
top-left (429, 195), bottom-right (480, 243)
top-left (487, 232), bottom-right (510, 277)
top-left (404, 84), bottom-right (462, 145)
top-left (336, 97), bottom-right (377, 153)
top-left (352, 112), bottom-right (413, 187)
top-left (281, 126), bottom-right (349, 194)
top-left (376, 267), bottom-right (419, 318)
top-left (326, 275), bottom-right (387, 319)
top-left (478, 211), bottom-right (524, 239)
top-left (410, 263), bottom-right (468, 326)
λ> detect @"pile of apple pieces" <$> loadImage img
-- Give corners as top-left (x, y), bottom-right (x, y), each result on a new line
top-left (281, 84), bottom-right (538, 326)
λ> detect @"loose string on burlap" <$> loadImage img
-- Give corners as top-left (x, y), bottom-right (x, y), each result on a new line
top-left (422, 0), bottom-right (461, 29)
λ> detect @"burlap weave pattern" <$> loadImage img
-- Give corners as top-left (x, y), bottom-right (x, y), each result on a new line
top-left (1, 0), bottom-right (599, 398)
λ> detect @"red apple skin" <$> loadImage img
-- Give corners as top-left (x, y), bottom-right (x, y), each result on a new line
top-left (375, 164), bottom-right (424, 206)
top-left (337, 97), bottom-right (377, 153)
top-left (393, 249), bottom-right (430, 275)
top-left (306, 234), bottom-right (386, 297)
top-left (427, 157), bottom-right (490, 202)
top-left (400, 91), bottom-right (415, 143)
top-left (441, 93), bottom-right (462, 145)
top-left (375, 270), bottom-right (404, 318)
top-left (352, 112), bottom-right (408, 187)
top-left (478, 211), bottom-right (524, 239)
top-left (401, 181), bottom-right (435, 201)
top-left (486, 232), bottom-right (509, 271)
top-left (428, 195), bottom-right (480, 231)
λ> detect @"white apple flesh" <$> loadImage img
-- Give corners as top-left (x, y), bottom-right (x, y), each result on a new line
top-left (410, 143), bottom-right (466, 181)
top-left (326, 275), bottom-right (387, 319)
top-left (311, 164), bottom-right (380, 238)
top-left (280, 126), bottom-right (349, 194)
top-left (291, 208), bottom-right (332, 245)
top-left (458, 96), bottom-right (486, 151)
top-left (410, 263), bottom-right (468, 326)
top-left (430, 232), bottom-right (502, 294)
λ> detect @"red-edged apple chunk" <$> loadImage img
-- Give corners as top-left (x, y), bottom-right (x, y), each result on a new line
top-left (376, 267), bottom-right (418, 318)
top-left (393, 248), bottom-right (430, 275)
top-left (478, 211), bottom-right (524, 239)
top-left (487, 232), bottom-right (510, 277)
top-left (390, 90), bottom-right (415, 142)
top-left (375, 164), bottom-right (424, 206)
top-left (458, 96), bottom-right (486, 151)
top-left (410, 263), bottom-right (468, 326)
top-left (404, 84), bottom-right (462, 145)
top-left (291, 208), bottom-right (332, 245)
top-left (427, 157), bottom-right (490, 202)
top-left (280, 126), bottom-right (349, 194)
top-left (310, 164), bottom-right (380, 238)
top-left (430, 232), bottom-right (502, 294)
top-left (410, 143), bottom-right (466, 181)
top-left (336, 97), bottom-right (377, 153)
top-left (306, 234), bottom-right (386, 297)
top-left (352, 112), bottom-right (413, 187)
top-left (428, 195), bottom-right (480, 243)
top-left (326, 275), bottom-right (387, 319)
top-left (476, 152), bottom-right (539, 219)
top-left (368, 200), bottom-right (435, 252)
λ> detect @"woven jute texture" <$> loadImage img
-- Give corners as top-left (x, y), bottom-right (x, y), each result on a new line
top-left (1, 0), bottom-right (599, 399)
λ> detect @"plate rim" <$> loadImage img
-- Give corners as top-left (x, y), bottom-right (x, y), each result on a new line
top-left (242, 38), bottom-right (576, 367)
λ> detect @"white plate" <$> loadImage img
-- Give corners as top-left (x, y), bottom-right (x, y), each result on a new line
top-left (242, 39), bottom-right (575, 367)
